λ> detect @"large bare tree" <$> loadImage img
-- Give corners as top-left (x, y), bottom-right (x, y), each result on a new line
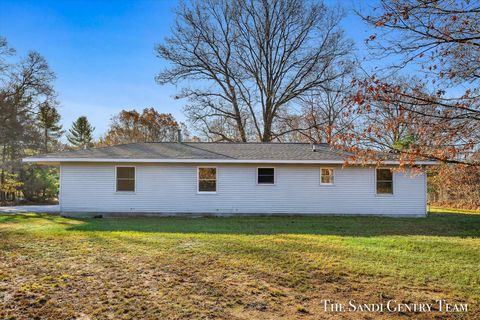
top-left (156, 0), bottom-right (352, 142)
top-left (294, 70), bottom-right (356, 144)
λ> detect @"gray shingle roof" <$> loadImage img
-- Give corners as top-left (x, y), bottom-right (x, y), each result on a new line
top-left (25, 142), bottom-right (353, 162)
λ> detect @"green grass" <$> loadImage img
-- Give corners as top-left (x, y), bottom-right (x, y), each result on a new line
top-left (1, 209), bottom-right (479, 319)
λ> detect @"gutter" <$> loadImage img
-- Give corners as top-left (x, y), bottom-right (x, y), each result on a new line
top-left (23, 157), bottom-right (438, 165)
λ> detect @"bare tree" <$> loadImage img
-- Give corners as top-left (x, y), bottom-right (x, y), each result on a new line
top-left (1, 50), bottom-right (56, 158)
top-left (360, 0), bottom-right (480, 83)
top-left (294, 70), bottom-right (355, 144)
top-left (353, 77), bottom-right (426, 153)
top-left (0, 37), bottom-right (15, 74)
top-left (349, 0), bottom-right (480, 166)
top-left (157, 0), bottom-right (248, 141)
top-left (157, 0), bottom-right (352, 142)
top-left (0, 37), bottom-right (57, 202)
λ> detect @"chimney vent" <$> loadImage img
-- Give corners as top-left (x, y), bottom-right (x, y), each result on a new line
top-left (177, 129), bottom-right (182, 143)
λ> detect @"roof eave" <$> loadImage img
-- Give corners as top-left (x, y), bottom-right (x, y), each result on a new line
top-left (22, 157), bottom-right (438, 165)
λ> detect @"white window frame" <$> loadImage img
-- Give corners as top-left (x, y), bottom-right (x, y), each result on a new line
top-left (375, 167), bottom-right (394, 195)
top-left (320, 168), bottom-right (335, 185)
top-left (197, 166), bottom-right (217, 194)
top-left (256, 167), bottom-right (275, 185)
top-left (115, 165), bottom-right (136, 193)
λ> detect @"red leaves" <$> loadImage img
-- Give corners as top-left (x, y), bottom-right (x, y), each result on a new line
top-left (353, 91), bottom-right (365, 105)
top-left (401, 6), bottom-right (410, 20)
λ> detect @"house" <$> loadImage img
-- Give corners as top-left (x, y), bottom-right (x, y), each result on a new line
top-left (23, 142), bottom-right (435, 217)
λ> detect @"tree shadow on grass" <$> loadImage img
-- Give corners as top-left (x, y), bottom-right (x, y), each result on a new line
top-left (0, 212), bottom-right (60, 223)
top-left (55, 212), bottom-right (480, 237)
top-left (2, 211), bottom-right (479, 237)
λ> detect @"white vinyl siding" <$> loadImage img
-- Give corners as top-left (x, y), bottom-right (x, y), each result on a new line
top-left (59, 163), bottom-right (427, 216)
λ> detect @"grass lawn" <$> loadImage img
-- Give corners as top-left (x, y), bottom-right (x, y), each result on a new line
top-left (1, 210), bottom-right (479, 319)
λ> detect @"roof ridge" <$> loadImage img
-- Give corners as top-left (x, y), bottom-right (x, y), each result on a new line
top-left (84, 142), bottom-right (333, 153)
top-left (83, 142), bottom-right (142, 151)
top-left (181, 143), bottom-right (237, 160)
top-left (137, 141), bottom-right (330, 145)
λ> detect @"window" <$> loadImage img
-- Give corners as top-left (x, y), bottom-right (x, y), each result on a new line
top-left (376, 168), bottom-right (393, 194)
top-left (320, 168), bottom-right (334, 185)
top-left (116, 167), bottom-right (135, 192)
top-left (198, 167), bottom-right (216, 193)
top-left (257, 168), bottom-right (275, 184)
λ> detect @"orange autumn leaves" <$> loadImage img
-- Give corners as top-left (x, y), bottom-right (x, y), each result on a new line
top-left (98, 108), bottom-right (181, 146)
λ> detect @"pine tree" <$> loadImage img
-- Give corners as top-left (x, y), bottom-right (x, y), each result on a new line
top-left (37, 102), bottom-right (64, 153)
top-left (67, 116), bottom-right (95, 149)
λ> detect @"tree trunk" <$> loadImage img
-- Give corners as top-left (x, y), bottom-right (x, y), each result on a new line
top-left (235, 115), bottom-right (247, 142)
top-left (262, 118), bottom-right (272, 142)
top-left (44, 128), bottom-right (49, 153)
top-left (1, 145), bottom-right (6, 205)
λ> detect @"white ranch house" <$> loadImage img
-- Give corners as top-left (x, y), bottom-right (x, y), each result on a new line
top-left (24, 142), bottom-right (435, 217)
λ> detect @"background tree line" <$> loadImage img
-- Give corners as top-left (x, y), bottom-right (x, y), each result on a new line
top-left (0, 37), bottom-right (186, 204)
top-left (0, 37), bottom-right (60, 203)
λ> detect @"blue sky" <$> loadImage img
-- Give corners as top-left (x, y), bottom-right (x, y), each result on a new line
top-left (0, 0), bottom-right (371, 138)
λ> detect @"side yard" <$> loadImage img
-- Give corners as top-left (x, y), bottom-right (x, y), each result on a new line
top-left (0, 210), bottom-right (479, 319)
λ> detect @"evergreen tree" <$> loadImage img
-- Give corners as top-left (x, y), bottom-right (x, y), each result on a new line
top-left (67, 116), bottom-right (95, 149)
top-left (37, 102), bottom-right (64, 153)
